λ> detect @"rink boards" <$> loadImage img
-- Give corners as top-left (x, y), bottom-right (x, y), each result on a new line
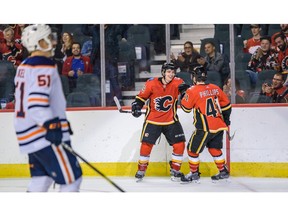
top-left (0, 104), bottom-right (288, 178)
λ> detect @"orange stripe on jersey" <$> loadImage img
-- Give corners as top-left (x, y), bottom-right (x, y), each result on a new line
top-left (18, 128), bottom-right (46, 141)
top-left (61, 122), bottom-right (69, 128)
top-left (28, 98), bottom-right (49, 103)
top-left (56, 146), bottom-right (73, 184)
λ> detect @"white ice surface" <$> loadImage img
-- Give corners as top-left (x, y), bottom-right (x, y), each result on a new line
top-left (1, 177), bottom-right (288, 216)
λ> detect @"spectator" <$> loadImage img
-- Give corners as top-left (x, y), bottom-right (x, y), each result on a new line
top-left (271, 24), bottom-right (288, 50)
top-left (246, 36), bottom-right (278, 87)
top-left (9, 24), bottom-right (28, 43)
top-left (274, 33), bottom-right (288, 74)
top-left (81, 24), bottom-right (128, 106)
top-left (62, 42), bottom-right (92, 92)
top-left (243, 24), bottom-right (262, 54)
top-left (171, 41), bottom-right (201, 74)
top-left (260, 72), bottom-right (288, 103)
top-left (223, 77), bottom-right (246, 103)
top-left (0, 27), bottom-right (23, 67)
top-left (197, 41), bottom-right (230, 86)
top-left (61, 32), bottom-right (74, 61)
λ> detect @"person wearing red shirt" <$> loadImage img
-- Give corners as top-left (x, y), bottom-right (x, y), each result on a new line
top-left (62, 42), bottom-right (92, 92)
top-left (131, 62), bottom-right (190, 182)
top-left (0, 27), bottom-right (23, 67)
top-left (271, 24), bottom-right (288, 50)
top-left (243, 24), bottom-right (262, 54)
top-left (274, 33), bottom-right (288, 74)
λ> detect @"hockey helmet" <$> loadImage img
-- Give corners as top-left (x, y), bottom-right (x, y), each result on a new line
top-left (192, 66), bottom-right (207, 82)
top-left (21, 24), bottom-right (53, 53)
top-left (161, 62), bottom-right (176, 76)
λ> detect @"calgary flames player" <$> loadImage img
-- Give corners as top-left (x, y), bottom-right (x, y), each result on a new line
top-left (180, 66), bottom-right (232, 183)
top-left (131, 62), bottom-right (190, 182)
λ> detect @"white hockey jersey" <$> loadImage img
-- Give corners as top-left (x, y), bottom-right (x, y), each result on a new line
top-left (14, 56), bottom-right (71, 154)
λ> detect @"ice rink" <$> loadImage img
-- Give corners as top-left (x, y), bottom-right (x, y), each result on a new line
top-left (1, 176), bottom-right (288, 216)
top-left (1, 176), bottom-right (288, 192)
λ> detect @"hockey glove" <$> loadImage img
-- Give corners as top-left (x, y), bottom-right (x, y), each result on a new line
top-left (43, 117), bottom-right (63, 146)
top-left (178, 83), bottom-right (190, 99)
top-left (131, 101), bottom-right (142, 118)
top-left (222, 113), bottom-right (231, 126)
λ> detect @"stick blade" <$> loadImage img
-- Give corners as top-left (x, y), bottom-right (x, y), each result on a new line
top-left (113, 96), bottom-right (122, 111)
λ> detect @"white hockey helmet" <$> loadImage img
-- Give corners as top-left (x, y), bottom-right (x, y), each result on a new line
top-left (21, 24), bottom-right (53, 53)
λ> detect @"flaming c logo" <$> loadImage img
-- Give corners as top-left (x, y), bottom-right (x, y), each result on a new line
top-left (281, 56), bottom-right (288, 71)
top-left (154, 95), bottom-right (173, 112)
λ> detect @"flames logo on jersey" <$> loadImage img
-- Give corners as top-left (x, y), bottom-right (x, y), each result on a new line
top-left (154, 95), bottom-right (173, 112)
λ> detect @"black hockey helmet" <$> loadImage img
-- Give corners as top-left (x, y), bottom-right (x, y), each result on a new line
top-left (161, 62), bottom-right (176, 76)
top-left (192, 66), bottom-right (207, 82)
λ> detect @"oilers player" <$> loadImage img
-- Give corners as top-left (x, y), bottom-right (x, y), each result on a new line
top-left (131, 62), bottom-right (190, 182)
top-left (14, 25), bottom-right (82, 192)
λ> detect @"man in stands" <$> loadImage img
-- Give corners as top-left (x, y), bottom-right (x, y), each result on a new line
top-left (260, 72), bottom-right (288, 103)
top-left (274, 33), bottom-right (288, 74)
top-left (62, 42), bottom-right (92, 92)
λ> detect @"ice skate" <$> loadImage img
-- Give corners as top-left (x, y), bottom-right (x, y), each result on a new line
top-left (169, 161), bottom-right (184, 182)
top-left (135, 170), bottom-right (145, 182)
top-left (170, 169), bottom-right (184, 182)
top-left (211, 166), bottom-right (230, 183)
top-left (180, 171), bottom-right (201, 184)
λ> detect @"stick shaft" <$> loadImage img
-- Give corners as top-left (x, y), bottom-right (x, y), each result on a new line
top-left (113, 96), bottom-right (145, 114)
top-left (61, 143), bottom-right (125, 192)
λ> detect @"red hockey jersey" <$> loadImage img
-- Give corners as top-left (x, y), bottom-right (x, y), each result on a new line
top-left (181, 83), bottom-right (231, 133)
top-left (136, 77), bottom-right (184, 125)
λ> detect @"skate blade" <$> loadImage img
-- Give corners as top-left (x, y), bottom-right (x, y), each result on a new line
top-left (170, 176), bottom-right (181, 182)
top-left (180, 180), bottom-right (200, 184)
top-left (211, 178), bottom-right (231, 184)
top-left (136, 178), bottom-right (143, 183)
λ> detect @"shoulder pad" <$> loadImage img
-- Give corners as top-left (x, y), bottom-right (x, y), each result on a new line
top-left (147, 77), bottom-right (155, 81)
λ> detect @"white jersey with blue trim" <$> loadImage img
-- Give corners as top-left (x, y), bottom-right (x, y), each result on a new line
top-left (14, 56), bottom-right (71, 154)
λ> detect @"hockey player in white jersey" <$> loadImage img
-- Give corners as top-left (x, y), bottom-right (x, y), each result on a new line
top-left (14, 24), bottom-right (82, 192)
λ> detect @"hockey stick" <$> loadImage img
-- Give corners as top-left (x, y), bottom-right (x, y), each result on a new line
top-left (61, 143), bottom-right (125, 192)
top-left (113, 96), bottom-right (145, 114)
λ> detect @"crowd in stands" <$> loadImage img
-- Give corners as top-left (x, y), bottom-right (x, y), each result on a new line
top-left (0, 24), bottom-right (288, 109)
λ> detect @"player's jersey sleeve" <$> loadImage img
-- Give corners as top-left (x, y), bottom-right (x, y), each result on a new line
top-left (180, 86), bottom-right (196, 113)
top-left (136, 78), bottom-right (153, 103)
